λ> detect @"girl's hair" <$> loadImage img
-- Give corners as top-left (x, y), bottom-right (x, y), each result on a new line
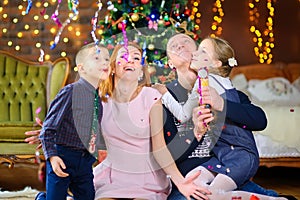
top-left (99, 41), bottom-right (151, 99)
top-left (204, 36), bottom-right (235, 77)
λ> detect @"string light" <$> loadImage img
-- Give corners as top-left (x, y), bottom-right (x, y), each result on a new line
top-left (189, 0), bottom-right (225, 38)
top-left (249, 0), bottom-right (275, 64)
top-left (211, 0), bottom-right (224, 37)
top-left (190, 0), bottom-right (201, 32)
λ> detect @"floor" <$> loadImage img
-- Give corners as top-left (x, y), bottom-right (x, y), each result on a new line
top-left (0, 162), bottom-right (299, 199)
top-left (253, 166), bottom-right (300, 199)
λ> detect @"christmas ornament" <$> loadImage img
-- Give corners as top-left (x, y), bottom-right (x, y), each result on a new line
top-left (131, 13), bottom-right (139, 22)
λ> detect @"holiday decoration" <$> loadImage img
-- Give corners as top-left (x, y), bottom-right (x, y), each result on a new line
top-left (97, 0), bottom-right (201, 83)
top-left (0, 0), bottom-right (202, 84)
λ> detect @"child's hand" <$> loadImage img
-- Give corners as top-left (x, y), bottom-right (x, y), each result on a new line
top-left (152, 83), bottom-right (168, 95)
top-left (49, 156), bottom-right (69, 177)
top-left (192, 105), bottom-right (214, 141)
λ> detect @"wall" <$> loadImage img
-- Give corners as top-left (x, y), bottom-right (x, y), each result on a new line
top-left (0, 0), bottom-right (299, 82)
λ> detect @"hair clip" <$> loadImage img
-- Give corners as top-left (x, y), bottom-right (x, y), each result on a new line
top-left (228, 57), bottom-right (238, 67)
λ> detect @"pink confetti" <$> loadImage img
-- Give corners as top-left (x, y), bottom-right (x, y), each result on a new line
top-left (35, 107), bottom-right (42, 114)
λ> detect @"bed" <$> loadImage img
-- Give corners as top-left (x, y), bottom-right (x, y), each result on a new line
top-left (230, 62), bottom-right (300, 168)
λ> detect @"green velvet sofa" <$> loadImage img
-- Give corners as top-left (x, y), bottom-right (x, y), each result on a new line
top-left (0, 50), bottom-right (70, 167)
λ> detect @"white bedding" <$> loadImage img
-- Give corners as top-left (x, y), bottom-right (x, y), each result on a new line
top-left (232, 74), bottom-right (300, 154)
top-left (254, 133), bottom-right (300, 158)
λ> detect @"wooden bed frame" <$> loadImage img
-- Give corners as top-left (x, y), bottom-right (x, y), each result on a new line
top-left (260, 157), bottom-right (300, 168)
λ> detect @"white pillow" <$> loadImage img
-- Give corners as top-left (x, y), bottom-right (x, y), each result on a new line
top-left (247, 77), bottom-right (300, 106)
top-left (231, 73), bottom-right (248, 91)
top-left (231, 73), bottom-right (251, 97)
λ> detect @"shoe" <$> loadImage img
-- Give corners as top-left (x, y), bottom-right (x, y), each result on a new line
top-left (240, 181), bottom-right (278, 197)
top-left (35, 191), bottom-right (46, 200)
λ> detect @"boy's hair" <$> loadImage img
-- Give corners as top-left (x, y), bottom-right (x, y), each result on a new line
top-left (205, 36), bottom-right (235, 77)
top-left (75, 43), bottom-right (107, 66)
top-left (99, 41), bottom-right (151, 99)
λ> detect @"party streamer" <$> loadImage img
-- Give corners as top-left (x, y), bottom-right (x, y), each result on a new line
top-left (25, 0), bottom-right (33, 14)
top-left (50, 0), bottom-right (79, 49)
top-left (121, 21), bottom-right (129, 61)
top-left (91, 0), bottom-right (103, 53)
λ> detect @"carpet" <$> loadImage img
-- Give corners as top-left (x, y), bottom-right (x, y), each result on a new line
top-left (0, 186), bottom-right (39, 200)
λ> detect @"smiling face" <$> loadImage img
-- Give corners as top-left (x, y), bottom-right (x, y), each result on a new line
top-left (190, 39), bottom-right (217, 72)
top-left (114, 45), bottom-right (143, 83)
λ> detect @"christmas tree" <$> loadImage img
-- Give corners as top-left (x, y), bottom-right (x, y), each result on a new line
top-left (97, 0), bottom-right (201, 84)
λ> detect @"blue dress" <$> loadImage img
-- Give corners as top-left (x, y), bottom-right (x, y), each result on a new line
top-left (201, 76), bottom-right (260, 187)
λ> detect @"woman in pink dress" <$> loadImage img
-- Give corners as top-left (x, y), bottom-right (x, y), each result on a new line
top-left (93, 42), bottom-right (210, 200)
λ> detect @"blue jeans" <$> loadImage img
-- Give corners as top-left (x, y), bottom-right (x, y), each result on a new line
top-left (167, 187), bottom-right (196, 200)
top-left (45, 146), bottom-right (96, 200)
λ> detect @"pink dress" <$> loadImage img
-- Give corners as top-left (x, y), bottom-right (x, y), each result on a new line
top-left (93, 87), bottom-right (170, 200)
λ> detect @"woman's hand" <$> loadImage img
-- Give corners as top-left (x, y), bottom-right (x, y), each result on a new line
top-left (24, 129), bottom-right (42, 149)
top-left (192, 105), bottom-right (214, 141)
top-left (24, 117), bottom-right (43, 149)
top-left (201, 86), bottom-right (224, 112)
top-left (177, 171), bottom-right (211, 200)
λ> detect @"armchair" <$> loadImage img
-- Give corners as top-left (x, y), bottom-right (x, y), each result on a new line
top-left (0, 50), bottom-right (70, 168)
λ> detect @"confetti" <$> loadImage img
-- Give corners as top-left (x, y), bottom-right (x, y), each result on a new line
top-left (250, 194), bottom-right (260, 200)
top-left (25, 0), bottom-right (33, 14)
top-left (35, 107), bottom-right (42, 115)
top-left (185, 139), bottom-right (191, 144)
top-left (167, 131), bottom-right (171, 137)
top-left (38, 49), bottom-right (45, 63)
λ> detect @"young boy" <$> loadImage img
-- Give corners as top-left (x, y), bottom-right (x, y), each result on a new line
top-left (36, 43), bottom-right (110, 200)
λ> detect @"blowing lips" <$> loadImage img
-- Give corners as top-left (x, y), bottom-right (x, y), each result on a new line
top-left (100, 68), bottom-right (109, 73)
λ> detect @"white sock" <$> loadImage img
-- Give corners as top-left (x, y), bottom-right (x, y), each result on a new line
top-left (209, 173), bottom-right (237, 192)
top-left (185, 166), bottom-right (215, 187)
